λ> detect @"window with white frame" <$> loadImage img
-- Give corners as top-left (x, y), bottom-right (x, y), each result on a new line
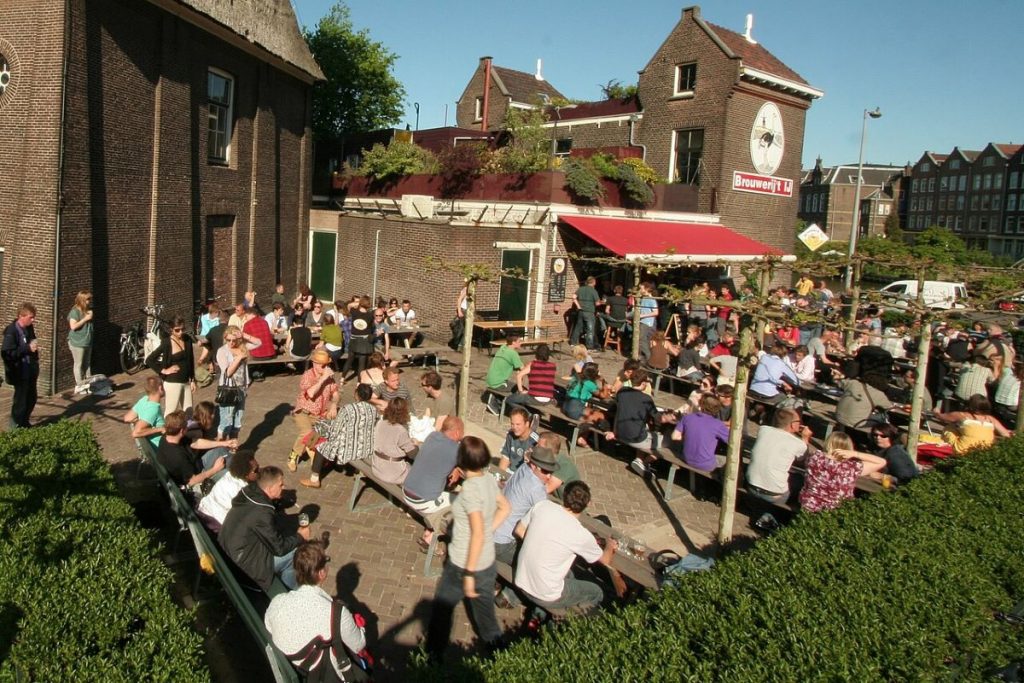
top-left (993, 195), bottom-right (1002, 211)
top-left (994, 173), bottom-right (1003, 189)
top-left (940, 177), bottom-right (948, 191)
top-left (984, 174), bottom-right (992, 190)
top-left (949, 159), bottom-right (961, 170)
top-left (474, 97), bottom-right (483, 121)
top-left (1009, 194), bottom-right (1018, 212)
top-left (672, 128), bottom-right (703, 184)
top-left (921, 162), bottom-right (931, 172)
top-left (554, 138), bottom-right (572, 157)
top-left (1011, 171), bottom-right (1020, 189)
top-left (983, 156), bottom-right (995, 167)
top-left (928, 178), bottom-right (935, 192)
top-left (207, 69), bottom-right (233, 164)
top-left (973, 174), bottom-right (981, 190)
top-left (673, 63), bottom-right (697, 96)
top-left (959, 175), bottom-right (967, 191)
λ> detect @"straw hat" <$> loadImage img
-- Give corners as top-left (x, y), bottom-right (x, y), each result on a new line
top-left (310, 349), bottom-right (332, 366)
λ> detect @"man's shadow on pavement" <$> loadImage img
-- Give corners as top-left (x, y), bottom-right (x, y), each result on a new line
top-left (241, 402), bottom-right (290, 451)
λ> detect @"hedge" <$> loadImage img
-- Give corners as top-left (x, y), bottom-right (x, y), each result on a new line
top-left (421, 436), bottom-right (1024, 681)
top-left (0, 421), bottom-right (208, 681)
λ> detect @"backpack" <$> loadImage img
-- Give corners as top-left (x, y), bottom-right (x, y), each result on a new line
top-left (286, 601), bottom-right (371, 682)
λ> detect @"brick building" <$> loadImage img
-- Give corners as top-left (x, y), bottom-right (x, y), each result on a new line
top-left (905, 143), bottom-right (1023, 258)
top-left (798, 160), bottom-right (908, 241)
top-left (454, 6), bottom-right (822, 258)
top-left (0, 0), bottom-right (322, 392)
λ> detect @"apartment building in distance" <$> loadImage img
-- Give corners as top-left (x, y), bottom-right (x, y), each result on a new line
top-left (798, 160), bottom-right (907, 242)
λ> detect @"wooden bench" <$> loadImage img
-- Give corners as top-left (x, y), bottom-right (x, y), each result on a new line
top-left (133, 435), bottom-right (298, 683)
top-left (346, 458), bottom-right (445, 578)
top-left (396, 343), bottom-right (449, 371)
top-left (489, 337), bottom-right (569, 353)
top-left (247, 352), bottom-right (311, 370)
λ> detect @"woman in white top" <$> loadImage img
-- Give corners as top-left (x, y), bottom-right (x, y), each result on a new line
top-left (216, 325), bottom-right (258, 440)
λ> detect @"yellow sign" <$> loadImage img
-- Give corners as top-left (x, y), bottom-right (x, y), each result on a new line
top-left (798, 223), bottom-right (829, 252)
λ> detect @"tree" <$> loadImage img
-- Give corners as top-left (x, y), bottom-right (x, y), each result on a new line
top-left (883, 209), bottom-right (903, 241)
top-left (304, 3), bottom-right (406, 140)
top-left (599, 79), bottom-right (638, 100)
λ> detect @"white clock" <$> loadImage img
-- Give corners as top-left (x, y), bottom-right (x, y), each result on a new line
top-left (750, 102), bottom-right (784, 175)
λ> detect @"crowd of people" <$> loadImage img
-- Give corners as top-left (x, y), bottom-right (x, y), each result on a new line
top-left (2, 268), bottom-right (1019, 673)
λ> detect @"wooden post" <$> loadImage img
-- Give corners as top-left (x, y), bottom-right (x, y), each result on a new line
top-left (844, 260), bottom-right (862, 349)
top-left (718, 324), bottom-right (753, 546)
top-left (718, 260), bottom-right (772, 545)
top-left (906, 270), bottom-right (929, 463)
top-left (457, 279), bottom-right (476, 420)
top-left (630, 266), bottom-right (642, 360)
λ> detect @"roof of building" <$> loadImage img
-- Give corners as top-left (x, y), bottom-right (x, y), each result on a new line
top-left (546, 97), bottom-right (640, 122)
top-left (995, 143), bottom-right (1022, 158)
top-left (704, 20), bottom-right (808, 85)
top-left (170, 0), bottom-right (323, 81)
top-left (490, 65), bottom-right (565, 103)
top-left (816, 165), bottom-right (904, 186)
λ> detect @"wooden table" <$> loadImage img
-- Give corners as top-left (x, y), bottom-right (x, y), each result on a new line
top-left (474, 319), bottom-right (566, 353)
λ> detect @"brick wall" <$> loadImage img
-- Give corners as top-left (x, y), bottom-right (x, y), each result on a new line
top-left (4, 0), bottom-right (314, 392)
top-left (553, 119), bottom-right (632, 153)
top-left (0, 0), bottom-right (67, 393)
top-left (454, 60), bottom-right (511, 132)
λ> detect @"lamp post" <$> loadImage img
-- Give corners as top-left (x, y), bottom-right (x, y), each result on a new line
top-left (845, 107), bottom-right (882, 289)
top-left (413, 102), bottom-right (420, 131)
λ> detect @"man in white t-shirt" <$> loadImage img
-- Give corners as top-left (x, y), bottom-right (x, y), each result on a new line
top-left (197, 450), bottom-right (259, 531)
top-left (514, 481), bottom-right (616, 614)
top-left (746, 408), bottom-right (812, 506)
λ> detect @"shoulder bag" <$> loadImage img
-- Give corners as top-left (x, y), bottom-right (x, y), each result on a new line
top-left (215, 375), bottom-right (244, 408)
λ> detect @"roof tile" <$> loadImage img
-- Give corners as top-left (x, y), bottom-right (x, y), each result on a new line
top-left (705, 21), bottom-right (807, 85)
top-left (491, 65), bottom-right (565, 103)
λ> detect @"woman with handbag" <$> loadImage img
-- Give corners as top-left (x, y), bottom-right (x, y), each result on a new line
top-left (216, 325), bottom-right (256, 440)
top-left (148, 315), bottom-right (196, 417)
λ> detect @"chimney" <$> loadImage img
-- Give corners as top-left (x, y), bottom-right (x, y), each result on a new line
top-left (535, 58), bottom-right (544, 81)
top-left (744, 14), bottom-right (757, 44)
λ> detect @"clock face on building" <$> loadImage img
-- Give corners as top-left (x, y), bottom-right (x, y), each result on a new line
top-left (0, 52), bottom-right (10, 96)
top-left (750, 102), bottom-right (784, 175)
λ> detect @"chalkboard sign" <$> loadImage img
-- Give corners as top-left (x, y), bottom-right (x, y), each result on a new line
top-left (548, 257), bottom-right (567, 302)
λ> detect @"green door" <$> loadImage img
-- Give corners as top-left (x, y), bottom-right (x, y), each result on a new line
top-left (498, 250), bottom-right (531, 320)
top-left (309, 231), bottom-right (337, 303)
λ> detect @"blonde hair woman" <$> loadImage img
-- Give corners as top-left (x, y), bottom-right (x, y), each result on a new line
top-left (216, 325), bottom-right (257, 440)
top-left (67, 290), bottom-right (94, 388)
top-left (799, 432), bottom-right (885, 513)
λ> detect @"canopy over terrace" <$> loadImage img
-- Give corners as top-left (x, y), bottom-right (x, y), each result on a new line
top-left (558, 214), bottom-right (796, 264)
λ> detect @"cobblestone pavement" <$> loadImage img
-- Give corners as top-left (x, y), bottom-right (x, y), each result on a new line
top-left (12, 344), bottom-right (756, 681)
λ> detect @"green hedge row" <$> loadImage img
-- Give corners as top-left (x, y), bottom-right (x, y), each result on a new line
top-left (0, 421), bottom-right (208, 681)
top-left (427, 436), bottom-right (1024, 681)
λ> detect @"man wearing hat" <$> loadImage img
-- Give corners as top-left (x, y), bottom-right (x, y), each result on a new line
top-left (491, 444), bottom-right (562, 608)
top-left (288, 349), bottom-right (339, 472)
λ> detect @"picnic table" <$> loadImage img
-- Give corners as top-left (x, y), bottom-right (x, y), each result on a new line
top-left (474, 319), bottom-right (568, 353)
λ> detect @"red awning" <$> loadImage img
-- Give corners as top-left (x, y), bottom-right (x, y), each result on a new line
top-left (559, 214), bottom-right (786, 262)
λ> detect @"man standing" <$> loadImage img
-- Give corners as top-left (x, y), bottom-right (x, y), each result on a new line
top-left (402, 416), bottom-right (465, 549)
top-left (220, 465), bottom-right (311, 591)
top-left (636, 282), bottom-right (659, 362)
top-left (484, 334), bottom-right (524, 415)
top-left (571, 277), bottom-right (601, 350)
top-left (514, 481), bottom-right (616, 615)
top-left (2, 303), bottom-right (40, 428)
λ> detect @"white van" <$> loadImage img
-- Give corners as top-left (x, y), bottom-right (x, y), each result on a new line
top-left (879, 280), bottom-right (968, 309)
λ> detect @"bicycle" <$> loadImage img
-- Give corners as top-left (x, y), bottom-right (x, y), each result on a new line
top-left (119, 304), bottom-right (167, 374)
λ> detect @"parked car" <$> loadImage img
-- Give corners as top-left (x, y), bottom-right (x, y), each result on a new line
top-left (878, 280), bottom-right (968, 310)
top-left (997, 291), bottom-right (1024, 312)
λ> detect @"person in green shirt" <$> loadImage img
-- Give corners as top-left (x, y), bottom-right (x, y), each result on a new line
top-left (485, 334), bottom-right (524, 415)
top-left (571, 276), bottom-right (602, 350)
top-left (67, 290), bottom-right (94, 389)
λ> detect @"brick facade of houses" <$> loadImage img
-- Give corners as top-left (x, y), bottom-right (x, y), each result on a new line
top-left (0, 0), bottom-right (321, 392)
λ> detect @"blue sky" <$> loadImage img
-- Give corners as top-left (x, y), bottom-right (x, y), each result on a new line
top-left (296, 0), bottom-right (1022, 169)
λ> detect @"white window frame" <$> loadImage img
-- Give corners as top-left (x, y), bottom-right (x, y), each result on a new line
top-left (207, 68), bottom-right (234, 165)
top-left (669, 127), bottom-right (703, 184)
top-left (673, 62), bottom-right (697, 97)
top-left (474, 97), bottom-right (483, 122)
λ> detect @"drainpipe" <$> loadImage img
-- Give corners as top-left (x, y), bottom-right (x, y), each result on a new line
top-left (371, 229), bottom-right (381, 303)
top-left (51, 0), bottom-right (73, 394)
top-left (628, 114), bottom-right (647, 162)
top-left (481, 56), bottom-right (492, 131)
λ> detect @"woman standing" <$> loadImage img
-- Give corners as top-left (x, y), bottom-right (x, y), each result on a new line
top-left (148, 315), bottom-right (196, 416)
top-left (426, 436), bottom-right (510, 663)
top-left (289, 349), bottom-right (340, 472)
top-left (67, 290), bottom-right (94, 389)
top-left (343, 297), bottom-right (374, 381)
top-left (216, 325), bottom-right (256, 440)
top-left (371, 397), bottom-right (418, 484)
top-left (799, 432), bottom-right (886, 513)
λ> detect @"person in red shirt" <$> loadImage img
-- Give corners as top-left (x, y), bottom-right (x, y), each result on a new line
top-left (242, 306), bottom-right (276, 359)
top-left (709, 328), bottom-right (738, 357)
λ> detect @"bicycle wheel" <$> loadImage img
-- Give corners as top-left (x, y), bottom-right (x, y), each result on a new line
top-left (120, 337), bottom-right (145, 374)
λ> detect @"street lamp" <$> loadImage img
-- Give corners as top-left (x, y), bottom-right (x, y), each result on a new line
top-left (845, 107), bottom-right (882, 289)
top-left (413, 102), bottom-right (420, 131)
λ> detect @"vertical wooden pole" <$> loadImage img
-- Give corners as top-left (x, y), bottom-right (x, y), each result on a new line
top-left (630, 266), bottom-right (642, 360)
top-left (718, 262), bottom-right (772, 546)
top-left (457, 279), bottom-right (476, 420)
top-left (844, 260), bottom-right (862, 349)
top-left (906, 270), bottom-right (929, 463)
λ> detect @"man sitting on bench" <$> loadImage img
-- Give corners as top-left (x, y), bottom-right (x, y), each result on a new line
top-left (746, 407), bottom-right (813, 507)
top-left (513, 481), bottom-right (617, 616)
top-left (484, 334), bottom-right (524, 415)
top-left (402, 416), bottom-right (465, 550)
top-left (498, 407), bottom-right (539, 473)
top-left (220, 466), bottom-right (311, 591)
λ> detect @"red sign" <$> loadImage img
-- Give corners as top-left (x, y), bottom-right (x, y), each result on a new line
top-left (732, 171), bottom-right (793, 197)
